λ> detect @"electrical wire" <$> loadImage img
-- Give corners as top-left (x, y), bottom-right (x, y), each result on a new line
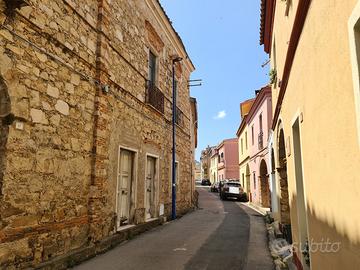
top-left (0, 23), bottom-right (191, 140)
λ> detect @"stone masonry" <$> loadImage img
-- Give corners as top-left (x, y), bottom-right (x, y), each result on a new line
top-left (0, 0), bottom-right (195, 268)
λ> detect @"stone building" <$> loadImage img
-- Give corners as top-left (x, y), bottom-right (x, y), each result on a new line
top-left (189, 97), bottom-right (198, 203)
top-left (199, 145), bottom-right (214, 180)
top-left (0, 0), bottom-right (195, 268)
top-left (261, 0), bottom-right (360, 269)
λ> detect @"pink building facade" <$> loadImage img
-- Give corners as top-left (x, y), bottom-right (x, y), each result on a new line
top-left (217, 138), bottom-right (239, 181)
top-left (247, 86), bottom-right (272, 207)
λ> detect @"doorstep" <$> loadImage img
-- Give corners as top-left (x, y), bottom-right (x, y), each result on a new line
top-left (117, 224), bottom-right (136, 232)
top-left (145, 217), bottom-right (159, 223)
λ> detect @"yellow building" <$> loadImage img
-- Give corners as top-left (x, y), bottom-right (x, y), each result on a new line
top-left (261, 0), bottom-right (360, 269)
top-left (236, 99), bottom-right (254, 194)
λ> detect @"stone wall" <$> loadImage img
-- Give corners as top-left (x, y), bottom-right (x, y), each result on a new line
top-left (0, 0), bottom-right (194, 268)
top-left (0, 75), bottom-right (11, 195)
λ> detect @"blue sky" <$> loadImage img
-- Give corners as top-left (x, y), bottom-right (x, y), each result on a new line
top-left (159, 0), bottom-right (269, 160)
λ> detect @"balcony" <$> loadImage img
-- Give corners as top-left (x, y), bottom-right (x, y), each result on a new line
top-left (258, 131), bottom-right (264, 150)
top-left (217, 159), bottom-right (225, 170)
top-left (146, 82), bottom-right (164, 114)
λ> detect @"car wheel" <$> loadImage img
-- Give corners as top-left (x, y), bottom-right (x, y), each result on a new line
top-left (239, 193), bottom-right (248, 202)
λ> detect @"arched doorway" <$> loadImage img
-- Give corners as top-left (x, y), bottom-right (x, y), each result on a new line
top-left (278, 127), bottom-right (292, 243)
top-left (259, 159), bottom-right (270, 208)
top-left (0, 76), bottom-right (11, 195)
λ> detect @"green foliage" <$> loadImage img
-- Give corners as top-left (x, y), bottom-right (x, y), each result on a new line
top-left (269, 68), bottom-right (277, 85)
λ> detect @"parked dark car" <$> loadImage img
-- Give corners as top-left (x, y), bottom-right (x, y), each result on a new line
top-left (195, 179), bottom-right (202, 186)
top-left (219, 180), bottom-right (247, 201)
top-left (201, 179), bottom-right (211, 186)
top-left (210, 182), bottom-right (219, 192)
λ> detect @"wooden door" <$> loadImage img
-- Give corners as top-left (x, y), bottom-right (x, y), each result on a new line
top-left (145, 156), bottom-right (156, 219)
top-left (117, 149), bottom-right (134, 227)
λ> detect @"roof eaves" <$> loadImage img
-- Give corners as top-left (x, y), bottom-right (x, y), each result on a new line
top-left (259, 0), bottom-right (266, 45)
top-left (156, 0), bottom-right (195, 70)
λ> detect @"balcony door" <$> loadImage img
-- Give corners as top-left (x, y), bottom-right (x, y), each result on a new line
top-left (149, 51), bottom-right (157, 86)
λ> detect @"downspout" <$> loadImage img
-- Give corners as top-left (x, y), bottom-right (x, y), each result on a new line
top-left (88, 0), bottom-right (105, 241)
top-left (268, 130), bottom-right (278, 214)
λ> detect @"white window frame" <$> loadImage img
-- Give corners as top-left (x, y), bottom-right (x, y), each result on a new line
top-left (245, 131), bottom-right (248, 149)
top-left (251, 125), bottom-right (255, 145)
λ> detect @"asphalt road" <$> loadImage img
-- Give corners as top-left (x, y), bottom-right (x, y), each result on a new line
top-left (74, 187), bottom-right (274, 270)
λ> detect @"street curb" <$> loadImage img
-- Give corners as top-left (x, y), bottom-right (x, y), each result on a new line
top-left (240, 202), bottom-right (268, 216)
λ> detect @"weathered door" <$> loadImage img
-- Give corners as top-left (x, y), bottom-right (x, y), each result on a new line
top-left (117, 149), bottom-right (134, 227)
top-left (145, 156), bottom-right (156, 219)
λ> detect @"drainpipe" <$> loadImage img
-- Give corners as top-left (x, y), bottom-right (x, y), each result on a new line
top-left (172, 57), bottom-right (182, 220)
top-left (268, 130), bottom-right (277, 213)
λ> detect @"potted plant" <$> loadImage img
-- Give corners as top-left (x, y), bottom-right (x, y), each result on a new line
top-left (269, 68), bottom-right (277, 85)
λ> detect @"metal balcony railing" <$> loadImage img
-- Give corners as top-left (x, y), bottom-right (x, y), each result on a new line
top-left (146, 82), bottom-right (164, 114)
top-left (258, 131), bottom-right (264, 150)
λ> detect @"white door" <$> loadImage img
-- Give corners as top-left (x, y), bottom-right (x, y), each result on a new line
top-left (145, 156), bottom-right (156, 219)
top-left (117, 149), bottom-right (134, 227)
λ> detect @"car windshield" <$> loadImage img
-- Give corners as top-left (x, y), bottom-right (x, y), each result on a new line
top-left (227, 183), bottom-right (241, 187)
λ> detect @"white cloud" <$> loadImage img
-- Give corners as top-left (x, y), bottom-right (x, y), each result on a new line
top-left (214, 110), bottom-right (226, 120)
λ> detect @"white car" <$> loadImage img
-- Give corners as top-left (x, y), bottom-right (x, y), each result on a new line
top-left (219, 181), bottom-right (247, 201)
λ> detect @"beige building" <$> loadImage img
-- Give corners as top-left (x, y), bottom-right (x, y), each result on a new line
top-left (261, 0), bottom-right (360, 269)
top-left (236, 99), bottom-right (254, 194)
top-left (209, 148), bottom-right (218, 184)
top-left (0, 0), bottom-right (195, 268)
top-left (194, 160), bottom-right (201, 181)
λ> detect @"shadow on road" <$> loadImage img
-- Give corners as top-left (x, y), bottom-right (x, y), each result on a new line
top-left (184, 200), bottom-right (250, 270)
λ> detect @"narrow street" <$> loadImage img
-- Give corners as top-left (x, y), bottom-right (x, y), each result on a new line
top-left (74, 188), bottom-right (274, 270)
